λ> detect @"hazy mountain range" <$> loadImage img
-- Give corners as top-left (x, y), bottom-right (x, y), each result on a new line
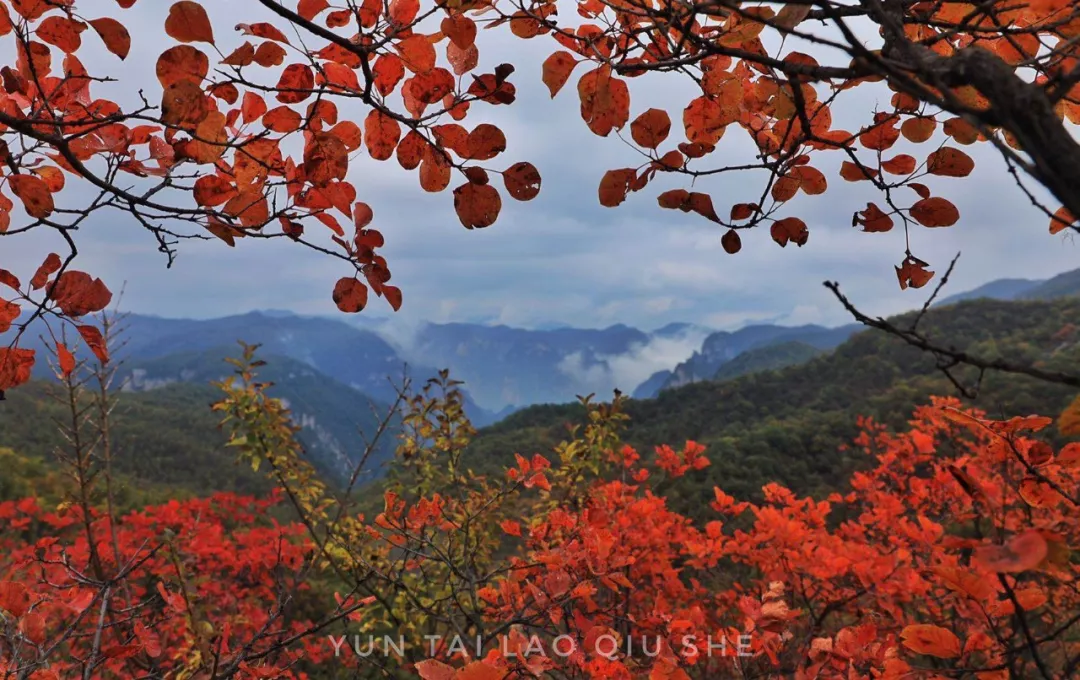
top-left (11, 265), bottom-right (1080, 482)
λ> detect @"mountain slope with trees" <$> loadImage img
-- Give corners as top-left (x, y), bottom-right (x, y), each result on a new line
top-left (465, 297), bottom-right (1080, 516)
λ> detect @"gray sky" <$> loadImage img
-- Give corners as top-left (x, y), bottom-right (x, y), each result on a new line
top-left (6, 2), bottom-right (1078, 332)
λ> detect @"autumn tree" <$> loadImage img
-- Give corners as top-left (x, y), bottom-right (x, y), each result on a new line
top-left (0, 0), bottom-right (1079, 395)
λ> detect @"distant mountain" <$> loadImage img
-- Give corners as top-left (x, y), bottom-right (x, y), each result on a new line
top-left (712, 340), bottom-right (823, 382)
top-left (23, 311), bottom-right (501, 426)
top-left (937, 278), bottom-right (1042, 306)
top-left (632, 370), bottom-right (672, 399)
top-left (654, 323), bottom-right (860, 395)
top-left (390, 321), bottom-right (711, 411)
top-left (934, 265), bottom-right (1080, 306)
top-left (117, 348), bottom-right (400, 481)
top-left (1018, 267), bottom-right (1080, 301)
top-left (465, 296), bottom-right (1080, 516)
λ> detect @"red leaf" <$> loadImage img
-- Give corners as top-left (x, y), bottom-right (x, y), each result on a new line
top-left (630, 108), bottom-right (671, 149)
top-left (382, 285), bottom-right (402, 312)
top-left (48, 271), bottom-right (112, 317)
top-left (453, 182), bottom-right (502, 229)
top-left (164, 1), bottom-right (215, 44)
top-left (388, 0), bottom-right (420, 25)
top-left (0, 299), bottom-right (19, 333)
top-left (895, 255), bottom-right (934, 290)
top-left (9, 174), bottom-right (55, 218)
top-left (900, 624), bottom-right (961, 659)
top-left (0, 581), bottom-right (31, 618)
top-left (365, 110), bottom-right (401, 161)
top-left (927, 146), bottom-right (975, 178)
top-left (0, 269), bottom-right (20, 291)
top-left (542, 51), bottom-right (577, 98)
top-left (333, 277), bottom-right (368, 313)
top-left (30, 253), bottom-right (61, 290)
top-left (910, 196), bottom-right (959, 227)
top-left (1050, 206), bottom-right (1076, 235)
top-left (37, 16), bottom-right (85, 53)
top-left (56, 341), bottom-right (75, 376)
top-left (275, 64), bottom-right (314, 104)
top-left (77, 325), bottom-right (109, 364)
top-left (770, 217), bottom-right (809, 247)
top-left (503, 162), bottom-right (541, 201)
top-left (854, 202), bottom-right (894, 232)
top-left (881, 154), bottom-right (916, 175)
top-left (466, 124), bottom-right (506, 161)
top-left (0, 347), bottom-right (35, 391)
top-left (298, 0), bottom-right (330, 20)
top-left (578, 65), bottom-right (630, 137)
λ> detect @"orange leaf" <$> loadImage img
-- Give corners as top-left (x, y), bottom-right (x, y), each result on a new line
top-left (599, 169), bottom-right (634, 208)
top-left (895, 255), bottom-right (934, 290)
top-left (49, 271), bottom-right (113, 317)
top-left (373, 54), bottom-right (405, 96)
top-left (683, 97), bottom-right (726, 145)
top-left (263, 106), bottom-right (302, 133)
top-left (578, 65), bottom-right (630, 137)
top-left (0, 299), bottom-right (18, 333)
top-left (0, 270), bottom-right (20, 291)
top-left (854, 202), bottom-right (894, 232)
top-left (542, 51), bottom-right (577, 98)
top-left (839, 161), bottom-right (876, 182)
top-left (275, 64), bottom-right (314, 104)
top-left (0, 347), bottom-right (35, 391)
top-left (365, 110), bottom-right (401, 161)
top-left (466, 124), bottom-right (506, 161)
top-left (503, 162), bottom-right (541, 201)
top-left (396, 35), bottom-right (436, 75)
top-left (441, 15), bottom-right (477, 49)
top-left (453, 182), bottom-right (502, 229)
top-left (333, 277), bottom-right (368, 313)
top-left (901, 116), bottom-right (935, 143)
top-left (382, 285), bottom-right (402, 312)
top-left (37, 16), bottom-right (85, 53)
top-left (881, 154), bottom-right (916, 175)
top-left (927, 146), bottom-right (974, 177)
top-left (241, 92), bottom-right (267, 124)
top-left (900, 624), bottom-right (961, 659)
top-left (910, 196), bottom-right (959, 227)
top-left (770, 217), bottom-right (808, 247)
top-left (9, 174), bottom-right (55, 218)
top-left (165, 1), bottom-right (215, 44)
top-left (630, 108), bottom-right (671, 149)
top-left (298, 0), bottom-right (330, 20)
top-left (388, 0), bottom-right (419, 26)
top-left (1050, 206), bottom-right (1076, 235)
top-left (730, 203), bottom-right (757, 221)
top-left (56, 341), bottom-right (75, 376)
top-left (791, 165), bottom-right (826, 195)
top-left (31, 253), bottom-right (61, 290)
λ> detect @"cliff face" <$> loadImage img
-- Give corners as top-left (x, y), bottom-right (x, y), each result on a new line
top-left (657, 324), bottom-right (860, 393)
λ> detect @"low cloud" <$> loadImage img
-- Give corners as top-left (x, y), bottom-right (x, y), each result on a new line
top-left (555, 325), bottom-right (714, 397)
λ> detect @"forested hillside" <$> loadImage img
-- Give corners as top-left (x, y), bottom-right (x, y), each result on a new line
top-left (466, 297), bottom-right (1080, 514)
top-left (0, 381), bottom-right (269, 504)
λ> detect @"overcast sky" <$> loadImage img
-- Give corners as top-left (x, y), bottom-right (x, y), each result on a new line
top-left (7, 2), bottom-right (1078, 333)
